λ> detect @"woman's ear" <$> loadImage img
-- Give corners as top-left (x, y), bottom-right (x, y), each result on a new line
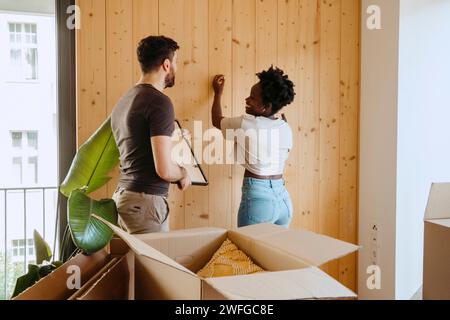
top-left (263, 103), bottom-right (273, 115)
top-left (259, 105), bottom-right (268, 114)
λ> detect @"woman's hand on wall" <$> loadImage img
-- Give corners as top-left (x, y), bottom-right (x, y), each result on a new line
top-left (213, 75), bottom-right (225, 96)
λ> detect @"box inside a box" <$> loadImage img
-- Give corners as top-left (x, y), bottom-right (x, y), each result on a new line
top-left (13, 250), bottom-right (111, 300)
top-left (69, 250), bottom-right (134, 300)
top-left (14, 237), bottom-right (133, 300)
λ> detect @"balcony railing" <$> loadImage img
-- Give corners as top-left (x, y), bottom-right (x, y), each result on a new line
top-left (0, 186), bottom-right (58, 300)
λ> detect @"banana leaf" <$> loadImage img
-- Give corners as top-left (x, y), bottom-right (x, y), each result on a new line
top-left (33, 230), bottom-right (52, 264)
top-left (68, 190), bottom-right (118, 254)
top-left (60, 117), bottom-right (119, 197)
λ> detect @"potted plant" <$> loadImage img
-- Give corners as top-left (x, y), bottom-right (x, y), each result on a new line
top-left (12, 117), bottom-right (119, 298)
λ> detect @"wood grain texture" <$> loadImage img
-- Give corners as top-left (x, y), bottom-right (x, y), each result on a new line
top-left (105, 0), bottom-right (133, 198)
top-left (208, 0), bottom-right (233, 228)
top-left (182, 0), bottom-right (210, 229)
top-left (76, 0), bottom-right (107, 200)
top-left (339, 0), bottom-right (360, 292)
top-left (298, 0), bottom-right (320, 234)
top-left (319, 0), bottom-right (341, 280)
top-left (159, 0), bottom-right (186, 231)
top-left (277, 0), bottom-right (300, 230)
top-left (231, 0), bottom-right (256, 229)
top-left (132, 0), bottom-right (159, 83)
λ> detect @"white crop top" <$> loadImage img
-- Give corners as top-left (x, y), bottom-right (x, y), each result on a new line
top-left (220, 114), bottom-right (292, 176)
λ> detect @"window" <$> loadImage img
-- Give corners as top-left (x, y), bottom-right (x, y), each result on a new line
top-left (10, 131), bottom-right (39, 185)
top-left (11, 132), bottom-right (23, 148)
top-left (11, 238), bottom-right (34, 258)
top-left (27, 131), bottom-right (38, 150)
top-left (12, 157), bottom-right (23, 184)
top-left (27, 156), bottom-right (38, 184)
top-left (8, 22), bottom-right (38, 81)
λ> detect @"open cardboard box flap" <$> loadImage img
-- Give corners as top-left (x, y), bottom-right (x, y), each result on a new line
top-left (424, 183), bottom-right (450, 224)
top-left (95, 216), bottom-right (196, 277)
top-left (14, 250), bottom-right (111, 300)
top-left (94, 216), bottom-right (358, 299)
top-left (204, 267), bottom-right (356, 300)
top-left (229, 223), bottom-right (360, 266)
top-left (14, 234), bottom-right (133, 300)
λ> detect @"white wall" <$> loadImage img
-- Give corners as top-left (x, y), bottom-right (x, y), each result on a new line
top-left (360, 0), bottom-right (450, 300)
top-left (396, 0), bottom-right (450, 300)
top-left (359, 0), bottom-right (400, 300)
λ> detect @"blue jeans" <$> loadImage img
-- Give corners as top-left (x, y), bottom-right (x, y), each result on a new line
top-left (238, 177), bottom-right (293, 228)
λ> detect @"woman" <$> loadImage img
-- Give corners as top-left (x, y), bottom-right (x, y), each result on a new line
top-left (211, 66), bottom-right (295, 228)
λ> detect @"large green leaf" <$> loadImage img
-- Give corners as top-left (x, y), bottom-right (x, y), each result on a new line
top-left (60, 117), bottom-right (119, 197)
top-left (33, 230), bottom-right (52, 264)
top-left (68, 190), bottom-right (118, 254)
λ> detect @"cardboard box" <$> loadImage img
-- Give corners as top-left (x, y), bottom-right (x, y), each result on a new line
top-left (423, 182), bottom-right (450, 300)
top-left (14, 239), bottom-right (134, 300)
top-left (99, 217), bottom-right (359, 300)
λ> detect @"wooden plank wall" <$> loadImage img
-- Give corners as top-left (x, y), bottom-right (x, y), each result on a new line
top-left (76, 0), bottom-right (360, 291)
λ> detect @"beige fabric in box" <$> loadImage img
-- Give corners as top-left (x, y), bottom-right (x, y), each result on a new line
top-left (197, 238), bottom-right (265, 278)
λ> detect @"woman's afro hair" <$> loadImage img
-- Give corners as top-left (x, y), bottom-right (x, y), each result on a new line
top-left (257, 66), bottom-right (295, 115)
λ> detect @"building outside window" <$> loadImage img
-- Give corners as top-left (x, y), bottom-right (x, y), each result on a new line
top-left (10, 130), bottom-right (39, 186)
top-left (11, 239), bottom-right (34, 264)
top-left (8, 22), bottom-right (38, 81)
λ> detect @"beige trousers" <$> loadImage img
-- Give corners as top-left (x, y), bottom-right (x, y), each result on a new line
top-left (112, 187), bottom-right (169, 234)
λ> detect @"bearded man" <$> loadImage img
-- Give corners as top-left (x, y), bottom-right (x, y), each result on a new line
top-left (111, 35), bottom-right (191, 234)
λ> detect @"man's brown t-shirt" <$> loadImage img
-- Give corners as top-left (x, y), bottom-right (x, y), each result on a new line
top-left (111, 84), bottom-right (174, 196)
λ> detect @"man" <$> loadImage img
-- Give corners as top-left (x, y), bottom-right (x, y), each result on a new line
top-left (111, 35), bottom-right (191, 234)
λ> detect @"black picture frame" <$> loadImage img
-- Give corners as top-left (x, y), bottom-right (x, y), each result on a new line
top-left (172, 120), bottom-right (208, 186)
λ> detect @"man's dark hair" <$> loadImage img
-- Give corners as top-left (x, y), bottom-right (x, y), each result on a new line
top-left (256, 66), bottom-right (296, 115)
top-left (137, 35), bottom-right (179, 73)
